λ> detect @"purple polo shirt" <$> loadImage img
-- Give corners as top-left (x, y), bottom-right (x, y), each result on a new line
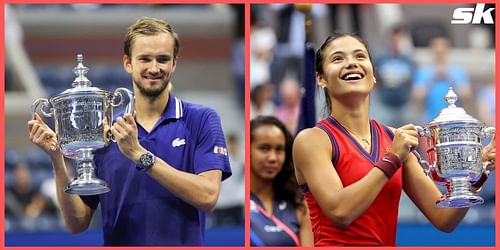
top-left (80, 92), bottom-right (232, 246)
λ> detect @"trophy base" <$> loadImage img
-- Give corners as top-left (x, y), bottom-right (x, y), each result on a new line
top-left (436, 193), bottom-right (484, 208)
top-left (65, 178), bottom-right (111, 196)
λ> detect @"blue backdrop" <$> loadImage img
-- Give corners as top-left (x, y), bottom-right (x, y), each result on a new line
top-left (5, 224), bottom-right (494, 246)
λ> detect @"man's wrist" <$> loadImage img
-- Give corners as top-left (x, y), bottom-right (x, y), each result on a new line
top-left (129, 148), bottom-right (147, 163)
top-left (136, 150), bottom-right (156, 172)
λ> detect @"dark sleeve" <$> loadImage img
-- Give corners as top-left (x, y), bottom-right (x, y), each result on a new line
top-left (79, 194), bottom-right (100, 210)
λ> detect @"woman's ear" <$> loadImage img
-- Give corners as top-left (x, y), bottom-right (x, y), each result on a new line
top-left (316, 72), bottom-right (326, 88)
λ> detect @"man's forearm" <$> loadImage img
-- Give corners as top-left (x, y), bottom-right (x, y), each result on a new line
top-left (50, 154), bottom-right (94, 234)
top-left (146, 157), bottom-right (222, 213)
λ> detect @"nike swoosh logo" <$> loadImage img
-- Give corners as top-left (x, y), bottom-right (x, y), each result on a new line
top-left (382, 157), bottom-right (393, 163)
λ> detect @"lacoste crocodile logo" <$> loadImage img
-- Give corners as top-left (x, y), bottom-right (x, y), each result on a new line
top-left (172, 138), bottom-right (186, 147)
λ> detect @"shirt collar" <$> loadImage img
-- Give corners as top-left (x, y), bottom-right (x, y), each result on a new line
top-left (162, 92), bottom-right (184, 120)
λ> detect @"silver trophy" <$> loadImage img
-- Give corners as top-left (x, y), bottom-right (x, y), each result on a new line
top-left (32, 54), bottom-right (134, 195)
top-left (415, 87), bottom-right (495, 208)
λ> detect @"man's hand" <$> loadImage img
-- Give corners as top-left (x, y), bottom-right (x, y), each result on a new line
top-left (27, 114), bottom-right (61, 158)
top-left (110, 113), bottom-right (145, 163)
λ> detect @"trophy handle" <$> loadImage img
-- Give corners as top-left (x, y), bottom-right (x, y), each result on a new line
top-left (415, 125), bottom-right (430, 137)
top-left (32, 98), bottom-right (53, 118)
top-left (31, 98), bottom-right (57, 151)
top-left (108, 88), bottom-right (135, 142)
top-left (412, 149), bottom-right (430, 174)
top-left (111, 87), bottom-right (135, 115)
top-left (482, 126), bottom-right (495, 140)
top-left (413, 125), bottom-right (444, 183)
top-left (482, 126), bottom-right (496, 168)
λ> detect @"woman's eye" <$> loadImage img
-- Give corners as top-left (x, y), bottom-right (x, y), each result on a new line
top-left (356, 54), bottom-right (367, 59)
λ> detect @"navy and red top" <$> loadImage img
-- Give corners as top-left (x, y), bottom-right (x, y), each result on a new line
top-left (302, 116), bottom-right (402, 246)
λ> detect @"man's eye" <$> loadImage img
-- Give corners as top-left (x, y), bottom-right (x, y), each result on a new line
top-left (157, 57), bottom-right (170, 63)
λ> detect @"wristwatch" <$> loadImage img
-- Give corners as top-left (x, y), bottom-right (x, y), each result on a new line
top-left (136, 151), bottom-right (156, 172)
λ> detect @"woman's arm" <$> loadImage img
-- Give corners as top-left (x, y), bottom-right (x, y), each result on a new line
top-left (404, 133), bottom-right (495, 232)
top-left (293, 128), bottom-right (391, 228)
top-left (403, 153), bottom-right (468, 232)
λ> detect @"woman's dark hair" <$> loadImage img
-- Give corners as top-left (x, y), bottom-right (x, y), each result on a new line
top-left (250, 116), bottom-right (303, 208)
top-left (315, 33), bottom-right (373, 116)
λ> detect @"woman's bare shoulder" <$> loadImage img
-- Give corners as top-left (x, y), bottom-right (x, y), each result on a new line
top-left (294, 127), bottom-right (331, 153)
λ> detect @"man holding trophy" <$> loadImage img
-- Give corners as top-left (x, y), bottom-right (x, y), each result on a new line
top-left (28, 17), bottom-right (232, 246)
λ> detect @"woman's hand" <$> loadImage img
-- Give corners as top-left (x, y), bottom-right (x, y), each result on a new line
top-left (390, 124), bottom-right (419, 162)
top-left (482, 135), bottom-right (495, 172)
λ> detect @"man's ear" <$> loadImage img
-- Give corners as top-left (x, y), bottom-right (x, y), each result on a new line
top-left (171, 57), bottom-right (177, 72)
top-left (123, 55), bottom-right (132, 74)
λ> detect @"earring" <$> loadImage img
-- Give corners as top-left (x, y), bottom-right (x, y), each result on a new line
top-left (374, 78), bottom-right (377, 84)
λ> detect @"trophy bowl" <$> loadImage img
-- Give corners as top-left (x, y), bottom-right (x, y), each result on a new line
top-left (416, 87), bottom-right (495, 208)
top-left (32, 54), bottom-right (134, 195)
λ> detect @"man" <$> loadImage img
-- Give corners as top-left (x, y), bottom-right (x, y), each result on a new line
top-left (28, 17), bottom-right (232, 246)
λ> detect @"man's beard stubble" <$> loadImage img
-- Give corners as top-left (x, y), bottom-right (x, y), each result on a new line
top-left (134, 75), bottom-right (170, 97)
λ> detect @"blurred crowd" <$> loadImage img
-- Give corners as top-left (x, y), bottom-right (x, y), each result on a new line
top-left (250, 4), bottom-right (495, 135)
top-left (5, 132), bottom-right (244, 232)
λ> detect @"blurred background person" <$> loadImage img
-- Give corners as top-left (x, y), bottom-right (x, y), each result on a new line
top-left (370, 25), bottom-right (415, 127)
top-left (274, 78), bottom-right (302, 134)
top-left (250, 7), bottom-right (277, 89)
top-left (476, 68), bottom-right (495, 128)
top-left (250, 116), bottom-right (313, 246)
top-left (328, 4), bottom-right (362, 35)
top-left (267, 4), bottom-right (328, 105)
top-left (412, 35), bottom-right (472, 123)
top-left (250, 83), bottom-right (275, 119)
top-left (5, 162), bottom-right (58, 230)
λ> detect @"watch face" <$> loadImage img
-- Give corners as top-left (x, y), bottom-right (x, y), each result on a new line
top-left (139, 152), bottom-right (154, 169)
top-left (143, 155), bottom-right (153, 166)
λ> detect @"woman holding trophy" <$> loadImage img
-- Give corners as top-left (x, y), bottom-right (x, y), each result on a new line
top-left (292, 33), bottom-right (496, 246)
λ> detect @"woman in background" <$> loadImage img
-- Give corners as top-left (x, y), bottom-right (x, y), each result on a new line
top-left (250, 116), bottom-right (313, 246)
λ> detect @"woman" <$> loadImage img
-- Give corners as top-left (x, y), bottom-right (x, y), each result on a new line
top-left (250, 116), bottom-right (313, 246)
top-left (292, 34), bottom-right (496, 246)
